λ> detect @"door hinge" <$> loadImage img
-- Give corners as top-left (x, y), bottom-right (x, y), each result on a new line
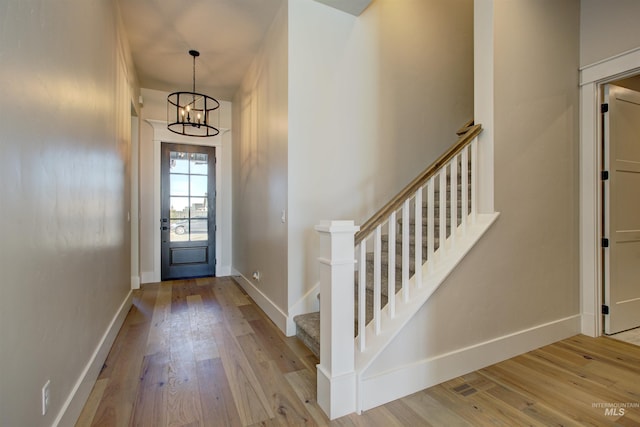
top-left (602, 238), bottom-right (609, 248)
top-left (601, 170), bottom-right (609, 180)
top-left (602, 304), bottom-right (610, 315)
top-left (601, 103), bottom-right (609, 113)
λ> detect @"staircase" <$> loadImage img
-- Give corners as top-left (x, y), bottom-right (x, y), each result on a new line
top-left (292, 122), bottom-right (498, 419)
top-left (294, 173), bottom-right (469, 358)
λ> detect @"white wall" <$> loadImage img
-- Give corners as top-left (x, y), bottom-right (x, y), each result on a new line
top-left (139, 89), bottom-right (164, 280)
top-left (287, 0), bottom-right (474, 310)
top-left (232, 2), bottom-right (289, 314)
top-left (139, 88), bottom-right (233, 282)
top-left (0, 0), bottom-right (136, 425)
top-left (366, 0), bottom-right (580, 379)
top-left (580, 0), bottom-right (640, 67)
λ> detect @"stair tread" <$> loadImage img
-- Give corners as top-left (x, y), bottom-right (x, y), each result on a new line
top-left (293, 312), bottom-right (320, 358)
top-left (294, 287), bottom-right (386, 359)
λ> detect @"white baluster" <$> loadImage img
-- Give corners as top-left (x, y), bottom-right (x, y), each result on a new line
top-left (388, 211), bottom-right (396, 319)
top-left (414, 188), bottom-right (423, 288)
top-left (402, 199), bottom-right (410, 302)
top-left (450, 156), bottom-right (458, 249)
top-left (439, 168), bottom-right (447, 255)
top-left (374, 225), bottom-right (382, 335)
top-left (461, 146), bottom-right (468, 234)
top-left (471, 137), bottom-right (478, 224)
top-left (427, 177), bottom-right (435, 270)
top-left (358, 241), bottom-right (366, 352)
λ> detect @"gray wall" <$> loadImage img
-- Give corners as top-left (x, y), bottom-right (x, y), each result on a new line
top-left (233, 2), bottom-right (289, 312)
top-left (287, 0), bottom-right (474, 310)
top-left (232, 0), bottom-right (474, 322)
top-left (369, 0), bottom-right (580, 373)
top-left (581, 0), bottom-right (640, 66)
top-left (0, 1), bottom-right (135, 425)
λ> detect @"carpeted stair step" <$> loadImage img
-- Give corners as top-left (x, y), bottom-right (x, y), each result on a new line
top-left (365, 252), bottom-right (417, 277)
top-left (359, 268), bottom-right (403, 296)
top-left (355, 287), bottom-right (388, 335)
top-left (294, 288), bottom-right (387, 358)
top-left (381, 233), bottom-right (442, 256)
top-left (397, 218), bottom-right (453, 235)
top-left (293, 312), bottom-right (320, 358)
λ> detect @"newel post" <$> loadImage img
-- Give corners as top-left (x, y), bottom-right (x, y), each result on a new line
top-left (314, 220), bottom-right (359, 419)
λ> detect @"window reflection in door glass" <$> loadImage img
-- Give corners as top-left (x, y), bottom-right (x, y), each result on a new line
top-left (169, 151), bottom-right (210, 242)
top-left (170, 197), bottom-right (189, 219)
top-left (170, 174), bottom-right (189, 196)
top-left (169, 152), bottom-right (189, 173)
top-left (189, 219), bottom-right (208, 241)
top-left (190, 153), bottom-right (208, 175)
top-left (190, 175), bottom-right (207, 196)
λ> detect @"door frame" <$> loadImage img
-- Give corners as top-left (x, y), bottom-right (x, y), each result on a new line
top-left (145, 119), bottom-right (231, 283)
top-left (161, 142), bottom-right (217, 280)
top-left (580, 47), bottom-right (640, 337)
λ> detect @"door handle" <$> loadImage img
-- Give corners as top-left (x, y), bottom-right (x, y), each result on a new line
top-left (161, 226), bottom-right (168, 231)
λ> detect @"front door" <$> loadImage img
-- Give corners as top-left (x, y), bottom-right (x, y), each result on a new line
top-left (161, 143), bottom-right (216, 280)
top-left (603, 84), bottom-right (640, 334)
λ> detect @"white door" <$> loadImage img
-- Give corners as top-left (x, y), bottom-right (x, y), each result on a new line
top-left (604, 84), bottom-right (640, 334)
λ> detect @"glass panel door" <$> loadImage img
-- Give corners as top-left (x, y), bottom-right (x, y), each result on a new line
top-left (161, 143), bottom-right (215, 280)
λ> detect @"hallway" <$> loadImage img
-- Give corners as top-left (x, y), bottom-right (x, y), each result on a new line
top-left (76, 278), bottom-right (640, 426)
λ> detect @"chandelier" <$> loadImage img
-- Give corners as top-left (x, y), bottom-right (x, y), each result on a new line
top-left (167, 50), bottom-right (220, 137)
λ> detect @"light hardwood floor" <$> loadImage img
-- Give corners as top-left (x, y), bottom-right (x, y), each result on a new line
top-left (77, 277), bottom-right (640, 426)
top-left (611, 327), bottom-right (640, 347)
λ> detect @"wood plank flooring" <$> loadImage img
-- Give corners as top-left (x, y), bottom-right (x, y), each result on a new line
top-left (611, 326), bottom-right (640, 346)
top-left (77, 277), bottom-right (640, 426)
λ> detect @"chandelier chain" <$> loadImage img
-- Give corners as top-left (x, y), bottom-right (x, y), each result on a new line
top-left (192, 53), bottom-right (196, 93)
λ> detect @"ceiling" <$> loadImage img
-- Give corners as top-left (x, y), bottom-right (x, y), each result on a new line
top-left (118, 0), bottom-right (285, 101)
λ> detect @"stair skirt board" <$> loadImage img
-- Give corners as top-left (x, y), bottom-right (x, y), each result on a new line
top-left (287, 282), bottom-right (321, 337)
top-left (357, 314), bottom-right (581, 412)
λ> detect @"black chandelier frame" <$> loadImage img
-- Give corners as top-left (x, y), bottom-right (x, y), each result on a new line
top-left (167, 50), bottom-right (220, 137)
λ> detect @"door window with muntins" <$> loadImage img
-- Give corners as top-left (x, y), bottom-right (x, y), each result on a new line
top-left (169, 151), bottom-right (210, 243)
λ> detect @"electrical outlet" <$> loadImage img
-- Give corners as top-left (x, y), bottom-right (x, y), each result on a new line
top-left (42, 380), bottom-right (50, 416)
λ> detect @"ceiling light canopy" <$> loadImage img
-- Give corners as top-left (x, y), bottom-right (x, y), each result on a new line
top-left (167, 50), bottom-right (220, 137)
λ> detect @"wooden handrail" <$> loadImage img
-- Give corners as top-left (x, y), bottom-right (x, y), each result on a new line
top-left (456, 119), bottom-right (475, 136)
top-left (354, 123), bottom-right (482, 245)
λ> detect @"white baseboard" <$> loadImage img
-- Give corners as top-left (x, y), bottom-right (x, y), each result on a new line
top-left (358, 314), bottom-right (581, 412)
top-left (141, 270), bottom-right (157, 284)
top-left (232, 273), bottom-right (289, 334)
top-left (216, 265), bottom-right (232, 277)
top-left (131, 275), bottom-right (141, 289)
top-left (54, 290), bottom-right (133, 427)
top-left (581, 312), bottom-right (599, 337)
